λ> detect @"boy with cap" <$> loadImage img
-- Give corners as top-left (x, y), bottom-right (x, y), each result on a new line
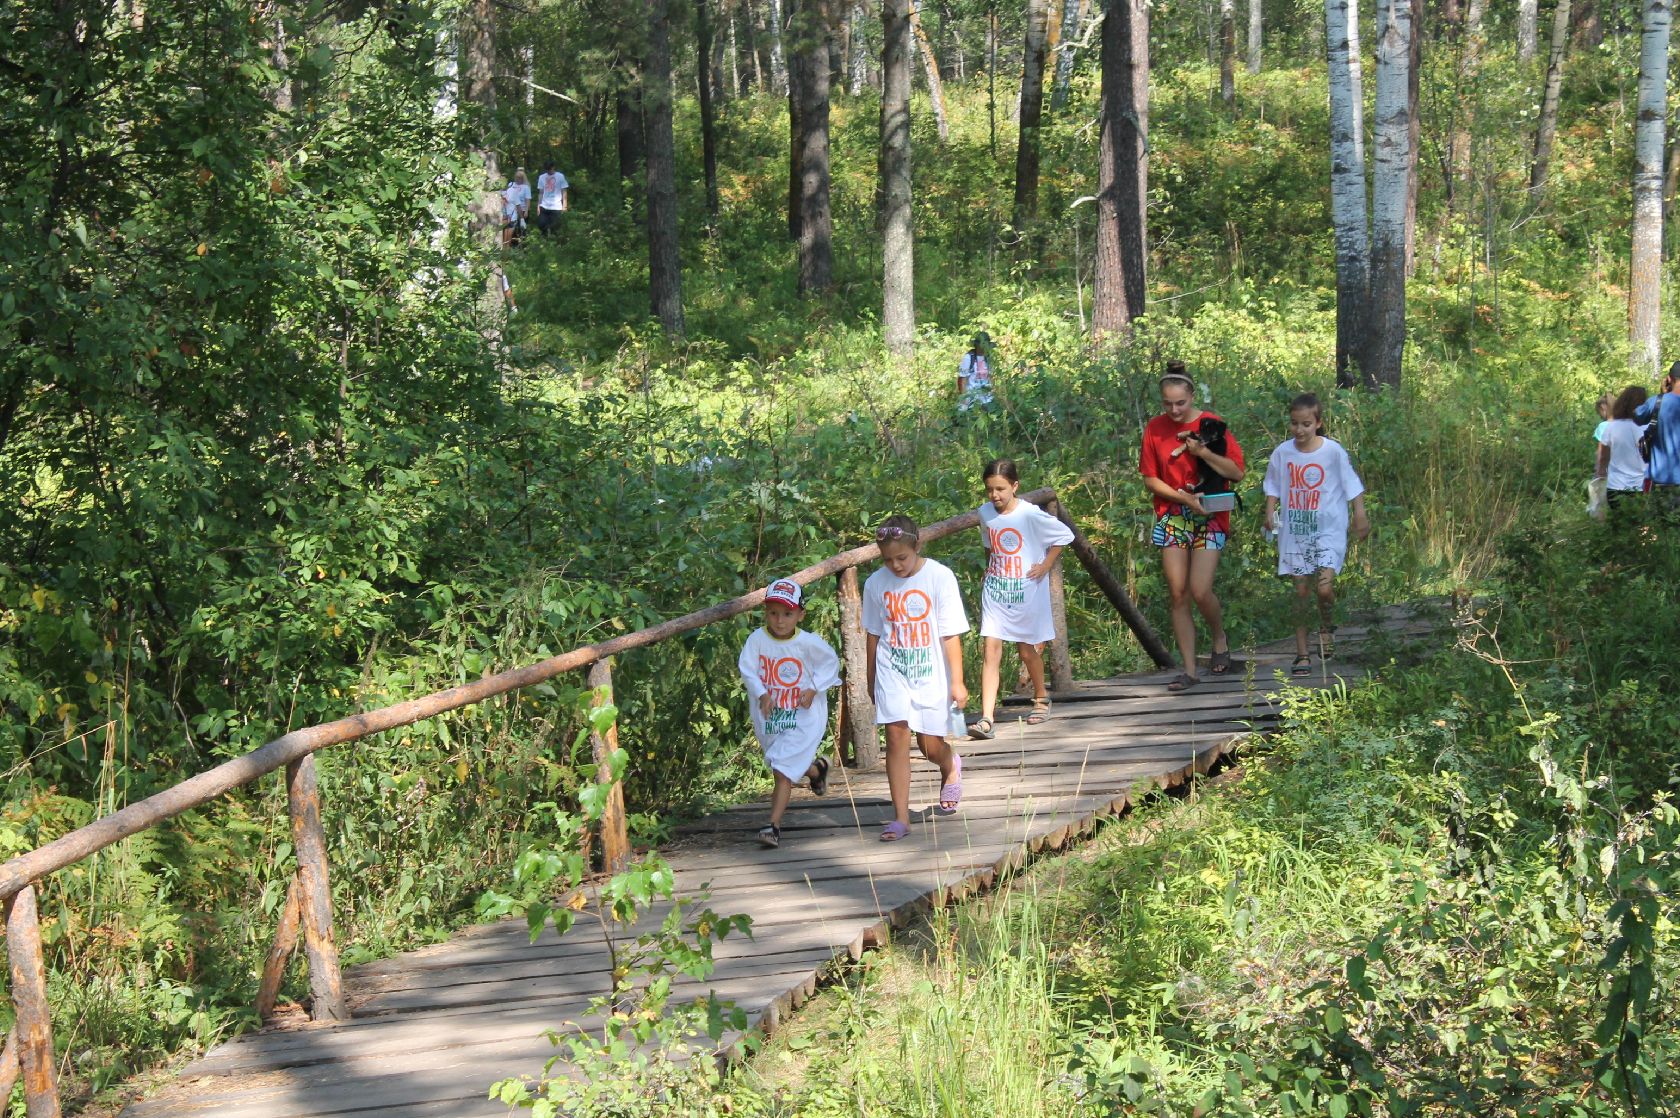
top-left (737, 578), bottom-right (842, 848)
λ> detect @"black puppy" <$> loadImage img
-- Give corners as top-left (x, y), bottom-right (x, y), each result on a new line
top-left (1180, 415), bottom-right (1230, 495)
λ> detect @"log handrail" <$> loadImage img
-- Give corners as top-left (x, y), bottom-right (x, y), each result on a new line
top-left (0, 487), bottom-right (1165, 1112)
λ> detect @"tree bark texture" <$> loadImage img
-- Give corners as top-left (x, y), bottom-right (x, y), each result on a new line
top-left (1094, 0), bottom-right (1148, 339)
top-left (788, 27), bottom-right (803, 241)
top-left (798, 0), bottom-right (835, 294)
top-left (1248, 0), bottom-right (1262, 74)
top-left (1518, 0), bottom-right (1539, 61)
top-left (1051, 0), bottom-right (1083, 107)
top-left (5, 886), bottom-right (61, 1118)
top-left (1326, 0), bottom-right (1372, 385)
top-left (1405, 0), bottom-right (1422, 275)
top-left (770, 0), bottom-right (790, 92)
top-left (463, 0), bottom-right (501, 230)
top-left (616, 84), bottom-right (644, 184)
top-left (1220, 0), bottom-right (1236, 110)
top-left (1014, 0), bottom-right (1049, 231)
top-left (1573, 0), bottom-right (1602, 48)
top-left (911, 1), bottom-right (950, 141)
top-left (849, 1), bottom-right (869, 92)
top-left (1530, 0), bottom-right (1572, 192)
top-left (881, 0), bottom-right (915, 355)
top-left (1369, 0), bottom-right (1413, 387)
top-left (286, 754), bottom-right (347, 1021)
top-left (644, 0), bottom-right (687, 336)
top-left (1630, 0), bottom-right (1671, 374)
top-left (697, 0), bottom-right (722, 218)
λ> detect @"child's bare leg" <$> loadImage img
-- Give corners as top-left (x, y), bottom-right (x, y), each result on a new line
top-left (884, 722), bottom-right (914, 826)
top-left (768, 773), bottom-right (797, 828)
top-left (916, 732), bottom-right (957, 784)
top-left (1293, 576), bottom-right (1314, 657)
top-left (1018, 641), bottom-right (1047, 700)
top-left (1315, 569), bottom-right (1337, 650)
top-left (980, 637), bottom-right (1004, 722)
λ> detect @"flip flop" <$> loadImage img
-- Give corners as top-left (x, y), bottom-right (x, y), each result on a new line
top-left (1167, 673), bottom-right (1201, 692)
top-left (1291, 655), bottom-right (1312, 677)
top-left (1026, 698), bottom-right (1051, 725)
top-left (879, 820), bottom-right (910, 843)
top-left (1210, 649), bottom-right (1233, 674)
top-left (757, 824), bottom-right (781, 849)
top-left (935, 755), bottom-right (963, 815)
top-left (968, 718), bottom-right (995, 741)
top-left (809, 756), bottom-right (830, 796)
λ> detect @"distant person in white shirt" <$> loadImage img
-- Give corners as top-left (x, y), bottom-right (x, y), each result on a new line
top-left (536, 163), bottom-right (569, 236)
top-left (502, 168), bottom-right (531, 247)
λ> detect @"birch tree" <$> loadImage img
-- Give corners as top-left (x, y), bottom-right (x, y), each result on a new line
top-left (1014, 0), bottom-right (1050, 231)
top-left (1368, 0), bottom-right (1413, 387)
top-left (1326, 0), bottom-right (1370, 384)
top-left (1248, 0), bottom-right (1262, 74)
top-left (848, 1), bottom-right (868, 93)
top-left (769, 0), bottom-right (790, 92)
top-left (881, 0), bottom-right (915, 354)
top-left (1220, 0), bottom-right (1236, 111)
top-left (910, 0), bottom-right (949, 141)
top-left (1630, 0), bottom-right (1672, 374)
top-left (1051, 0), bottom-right (1083, 107)
top-left (1093, 0), bottom-right (1148, 339)
top-left (1530, 0), bottom-right (1573, 193)
top-left (1518, 0), bottom-right (1538, 61)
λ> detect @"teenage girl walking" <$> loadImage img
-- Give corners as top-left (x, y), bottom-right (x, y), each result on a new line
top-left (968, 459), bottom-right (1074, 740)
top-left (862, 515), bottom-right (969, 842)
top-left (1262, 393), bottom-right (1370, 675)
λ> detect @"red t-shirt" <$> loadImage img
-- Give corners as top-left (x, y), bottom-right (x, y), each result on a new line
top-left (1139, 411), bottom-right (1245, 533)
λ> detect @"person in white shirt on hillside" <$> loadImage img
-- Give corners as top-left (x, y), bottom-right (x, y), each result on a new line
top-left (502, 168), bottom-right (531, 246)
top-left (968, 458), bottom-right (1073, 740)
top-left (863, 514), bottom-right (969, 842)
top-left (535, 162), bottom-right (569, 236)
top-left (737, 578), bottom-right (841, 849)
top-left (1597, 384), bottom-right (1651, 514)
top-left (1262, 393), bottom-right (1370, 677)
top-left (956, 332), bottom-right (994, 412)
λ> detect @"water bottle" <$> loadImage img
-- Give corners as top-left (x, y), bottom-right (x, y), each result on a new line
top-left (949, 702), bottom-right (968, 740)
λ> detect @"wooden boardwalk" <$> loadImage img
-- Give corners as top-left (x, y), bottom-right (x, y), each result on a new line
top-left (121, 613), bottom-right (1431, 1118)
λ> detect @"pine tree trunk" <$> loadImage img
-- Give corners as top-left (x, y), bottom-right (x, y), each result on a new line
top-left (789, 0), bottom-right (804, 241)
top-left (1630, 0), bottom-right (1671, 374)
top-left (712, 0), bottom-right (730, 101)
top-left (1051, 0), bottom-right (1082, 107)
top-left (1014, 0), bottom-right (1050, 231)
top-left (1573, 0), bottom-right (1603, 49)
top-left (1369, 0), bottom-right (1413, 387)
top-left (1530, 0), bottom-right (1573, 192)
top-left (616, 85), bottom-right (644, 184)
top-left (770, 0), bottom-right (790, 93)
top-left (697, 0), bottom-right (722, 218)
top-left (1518, 0), bottom-right (1539, 61)
top-left (1326, 0), bottom-right (1372, 386)
top-left (1247, 0), bottom-right (1262, 74)
top-left (644, 0), bottom-right (686, 336)
top-left (881, 0), bottom-right (916, 355)
top-left (1220, 0), bottom-right (1236, 110)
top-left (1094, 0), bottom-right (1148, 339)
top-left (799, 0), bottom-right (836, 293)
top-left (463, 0), bottom-right (501, 233)
top-left (910, 1), bottom-right (950, 141)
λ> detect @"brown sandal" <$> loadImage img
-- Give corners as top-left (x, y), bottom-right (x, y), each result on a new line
top-left (1167, 673), bottom-right (1201, 692)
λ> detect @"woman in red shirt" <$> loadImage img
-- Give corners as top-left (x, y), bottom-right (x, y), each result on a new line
top-left (1138, 362), bottom-right (1246, 690)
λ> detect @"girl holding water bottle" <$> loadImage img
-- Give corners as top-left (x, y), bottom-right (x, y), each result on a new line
top-left (863, 514), bottom-right (970, 842)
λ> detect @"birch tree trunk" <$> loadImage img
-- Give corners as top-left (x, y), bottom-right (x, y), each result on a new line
top-left (798, 0), bottom-right (836, 294)
top-left (1220, 0), bottom-right (1236, 110)
top-left (1530, 0), bottom-right (1573, 193)
top-left (644, 0), bottom-right (686, 336)
top-left (1630, 0), bottom-right (1672, 375)
top-left (881, 0), bottom-right (915, 355)
top-left (1094, 0), bottom-right (1148, 339)
top-left (770, 0), bottom-right (790, 93)
top-left (1518, 0), bottom-right (1539, 61)
top-left (1051, 0), bottom-right (1082, 107)
top-left (849, 1), bottom-right (868, 93)
top-left (1248, 0), bottom-right (1262, 74)
top-left (1369, 0), bottom-right (1413, 387)
top-left (910, 0), bottom-right (950, 141)
top-left (1014, 0), bottom-right (1050, 231)
top-left (1326, 0), bottom-right (1372, 385)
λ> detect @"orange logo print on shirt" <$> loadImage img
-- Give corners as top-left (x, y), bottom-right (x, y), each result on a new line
top-left (757, 654), bottom-right (805, 733)
top-left (881, 589), bottom-right (935, 682)
top-left (1284, 461), bottom-right (1325, 537)
top-left (984, 526), bottom-right (1027, 607)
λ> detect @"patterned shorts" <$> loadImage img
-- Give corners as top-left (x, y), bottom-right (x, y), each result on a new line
top-left (1152, 506), bottom-right (1227, 551)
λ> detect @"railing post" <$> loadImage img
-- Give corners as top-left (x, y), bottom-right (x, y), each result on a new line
top-left (587, 659), bottom-right (631, 874)
top-left (1050, 502), bottom-right (1177, 669)
top-left (286, 755), bottom-right (347, 1022)
top-left (835, 568), bottom-right (880, 769)
top-left (255, 875), bottom-right (304, 1023)
top-left (0, 1029), bottom-right (19, 1109)
top-left (5, 884), bottom-right (62, 1118)
top-left (1044, 501), bottom-right (1077, 694)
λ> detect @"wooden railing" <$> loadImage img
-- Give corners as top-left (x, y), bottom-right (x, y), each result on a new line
top-left (0, 489), bottom-right (1168, 1116)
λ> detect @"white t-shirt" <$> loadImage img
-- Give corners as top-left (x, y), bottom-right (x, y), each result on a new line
top-left (862, 558), bottom-right (969, 736)
top-left (737, 627), bottom-right (840, 782)
top-left (1600, 418), bottom-right (1649, 492)
top-left (977, 501), bottom-right (1074, 644)
top-left (503, 180), bottom-right (531, 221)
top-left (537, 171), bottom-right (569, 211)
top-left (1262, 437), bottom-right (1365, 575)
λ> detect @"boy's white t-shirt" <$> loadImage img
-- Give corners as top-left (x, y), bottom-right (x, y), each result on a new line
top-left (862, 558), bottom-right (970, 737)
top-left (503, 180), bottom-right (531, 221)
top-left (977, 501), bottom-right (1074, 644)
top-left (537, 171), bottom-right (569, 211)
top-left (1262, 437), bottom-right (1365, 575)
top-left (737, 627), bottom-right (840, 782)
top-left (1600, 418), bottom-right (1649, 492)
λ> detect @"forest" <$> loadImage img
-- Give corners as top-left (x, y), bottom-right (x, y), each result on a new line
top-left (3, 0), bottom-right (1680, 1114)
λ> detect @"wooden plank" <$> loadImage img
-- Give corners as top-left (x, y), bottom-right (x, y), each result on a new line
top-left (5, 885), bottom-right (62, 1118)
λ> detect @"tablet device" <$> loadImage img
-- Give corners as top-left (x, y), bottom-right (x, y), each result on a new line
top-left (1199, 492), bottom-right (1236, 514)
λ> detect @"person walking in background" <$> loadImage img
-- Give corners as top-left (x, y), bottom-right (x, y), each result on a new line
top-left (502, 168), bottom-right (531, 247)
top-left (1593, 391), bottom-right (1614, 447)
top-left (1635, 364), bottom-right (1680, 513)
top-left (957, 332), bottom-right (994, 412)
top-left (1138, 360), bottom-right (1246, 692)
top-left (968, 458), bottom-right (1074, 740)
top-left (1597, 386), bottom-right (1651, 516)
top-left (535, 162), bottom-right (569, 236)
top-left (1262, 393), bottom-right (1369, 676)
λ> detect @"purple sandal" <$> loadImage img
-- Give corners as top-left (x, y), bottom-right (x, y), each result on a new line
top-left (935, 755), bottom-right (963, 816)
top-left (880, 820), bottom-right (910, 842)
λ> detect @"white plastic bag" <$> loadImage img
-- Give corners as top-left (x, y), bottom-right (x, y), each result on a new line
top-left (1587, 476), bottom-right (1608, 521)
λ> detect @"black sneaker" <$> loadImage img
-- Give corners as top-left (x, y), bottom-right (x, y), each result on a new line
top-left (757, 824), bottom-right (781, 849)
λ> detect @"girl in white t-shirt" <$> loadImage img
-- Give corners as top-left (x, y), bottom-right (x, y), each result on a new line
top-left (863, 514), bottom-right (970, 842)
top-left (1262, 394), bottom-right (1370, 676)
top-left (969, 458), bottom-right (1073, 740)
top-left (1597, 384), bottom-right (1651, 512)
